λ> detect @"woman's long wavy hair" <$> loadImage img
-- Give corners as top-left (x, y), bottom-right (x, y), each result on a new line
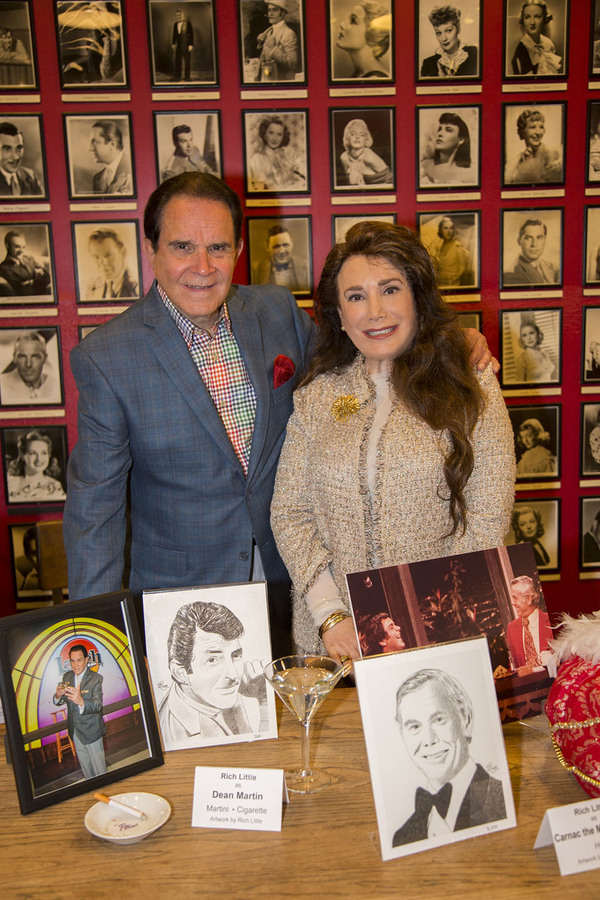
top-left (303, 221), bottom-right (484, 536)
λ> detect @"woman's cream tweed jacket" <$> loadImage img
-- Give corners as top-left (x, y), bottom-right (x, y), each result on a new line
top-left (271, 355), bottom-right (516, 654)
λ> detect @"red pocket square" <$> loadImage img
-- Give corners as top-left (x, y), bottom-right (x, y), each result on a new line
top-left (273, 354), bottom-right (295, 389)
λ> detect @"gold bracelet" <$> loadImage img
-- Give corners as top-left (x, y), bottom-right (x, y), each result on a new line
top-left (318, 610), bottom-right (350, 640)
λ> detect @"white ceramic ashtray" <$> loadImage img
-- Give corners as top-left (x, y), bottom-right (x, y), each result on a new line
top-left (85, 792), bottom-right (171, 844)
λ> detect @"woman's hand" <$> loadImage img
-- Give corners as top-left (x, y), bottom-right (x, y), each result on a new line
top-left (322, 617), bottom-right (360, 663)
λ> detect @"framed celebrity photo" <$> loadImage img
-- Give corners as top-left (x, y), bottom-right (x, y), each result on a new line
top-left (72, 221), bottom-right (142, 304)
top-left (0, 113), bottom-right (46, 200)
top-left (416, 0), bottom-right (481, 81)
top-left (0, 326), bottom-right (64, 408)
top-left (508, 403), bottom-right (560, 482)
top-left (1, 424), bottom-right (68, 506)
top-left (240, 0), bottom-right (306, 86)
top-left (243, 109), bottom-right (309, 195)
top-left (8, 522), bottom-right (53, 608)
top-left (328, 0), bottom-right (394, 84)
top-left (154, 111), bottom-right (222, 184)
top-left (63, 113), bottom-right (135, 200)
top-left (0, 0), bottom-right (37, 89)
top-left (509, 497), bottom-right (560, 572)
top-left (584, 208), bottom-right (600, 286)
top-left (581, 496), bottom-right (600, 568)
top-left (417, 210), bottom-right (480, 291)
top-left (503, 0), bottom-right (568, 80)
top-left (247, 215), bottom-right (312, 297)
top-left (500, 308), bottom-right (561, 389)
top-left (330, 107), bottom-right (395, 193)
top-left (581, 403), bottom-right (600, 479)
top-left (54, 0), bottom-right (127, 89)
top-left (416, 105), bottom-right (480, 191)
top-left (502, 102), bottom-right (565, 188)
top-left (147, 0), bottom-right (218, 87)
top-left (501, 207), bottom-right (563, 289)
top-left (0, 223), bottom-right (55, 306)
top-left (587, 101), bottom-right (600, 185)
top-left (332, 214), bottom-right (396, 244)
top-left (0, 590), bottom-right (163, 814)
top-left (582, 306), bottom-right (600, 385)
top-left (591, 0), bottom-right (600, 77)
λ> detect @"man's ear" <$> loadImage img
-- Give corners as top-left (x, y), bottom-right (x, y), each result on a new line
top-left (235, 238), bottom-right (244, 263)
top-left (142, 237), bottom-right (155, 268)
top-left (169, 660), bottom-right (189, 686)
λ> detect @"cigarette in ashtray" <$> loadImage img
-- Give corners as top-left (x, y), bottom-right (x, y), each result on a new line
top-left (93, 792), bottom-right (147, 821)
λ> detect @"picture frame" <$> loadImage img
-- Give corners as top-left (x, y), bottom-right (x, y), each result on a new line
top-left (503, 0), bottom-right (568, 80)
top-left (153, 110), bottom-right (222, 184)
top-left (0, 590), bottom-right (164, 814)
top-left (0, 326), bottom-right (64, 408)
top-left (330, 106), bottom-right (395, 193)
top-left (508, 403), bottom-right (560, 482)
top-left (584, 207), bottom-right (600, 286)
top-left (147, 0), bottom-right (218, 87)
top-left (582, 306), bottom-right (600, 385)
top-left (0, 113), bottom-right (47, 200)
top-left (500, 308), bottom-right (561, 389)
top-left (54, 0), bottom-right (127, 89)
top-left (581, 402), bottom-right (600, 478)
top-left (8, 522), bottom-right (53, 609)
top-left (508, 497), bottom-right (560, 572)
top-left (332, 213), bottom-right (396, 244)
top-left (63, 113), bottom-right (135, 200)
top-left (591, 0), bottom-right (600, 77)
top-left (240, 0), bottom-right (306, 87)
top-left (0, 0), bottom-right (37, 89)
top-left (417, 210), bottom-right (480, 291)
top-left (1, 424), bottom-right (68, 506)
top-left (587, 101), bottom-right (600, 185)
top-left (78, 324), bottom-right (100, 341)
top-left (0, 222), bottom-right (55, 305)
top-left (328, 0), bottom-right (394, 84)
top-left (143, 582), bottom-right (278, 752)
top-left (247, 215), bottom-right (312, 297)
top-left (415, 0), bottom-right (481, 82)
top-left (72, 220), bottom-right (142, 304)
top-left (581, 496), bottom-right (600, 568)
top-left (456, 310), bottom-right (482, 332)
top-left (502, 102), bottom-right (565, 188)
top-left (354, 637), bottom-right (515, 861)
top-left (416, 105), bottom-right (480, 191)
top-left (243, 109), bottom-right (309, 195)
top-left (501, 207), bottom-right (563, 289)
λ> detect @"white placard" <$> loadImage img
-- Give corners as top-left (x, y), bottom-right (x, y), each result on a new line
top-left (535, 798), bottom-right (600, 875)
top-left (192, 766), bottom-right (287, 832)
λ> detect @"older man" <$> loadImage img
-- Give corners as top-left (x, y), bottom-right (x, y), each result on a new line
top-left (89, 120), bottom-right (132, 195)
top-left (0, 330), bottom-right (60, 405)
top-left (256, 0), bottom-right (298, 82)
top-left (506, 575), bottom-right (553, 671)
top-left (392, 669), bottom-right (506, 846)
top-left (0, 122), bottom-right (43, 196)
top-left (504, 218), bottom-right (558, 286)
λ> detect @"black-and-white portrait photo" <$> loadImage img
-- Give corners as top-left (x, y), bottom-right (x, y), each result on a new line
top-left (583, 307), bottom-right (600, 385)
top-left (585, 207), bottom-right (600, 285)
top-left (509, 498), bottom-right (559, 570)
top-left (581, 403), bottom-right (600, 478)
top-left (0, 327), bottom-right (63, 407)
top-left (330, 107), bottom-right (394, 192)
top-left (55, 1), bottom-right (126, 88)
top-left (247, 215), bottom-right (311, 296)
top-left (503, 102), bottom-right (564, 187)
top-left (500, 308), bottom-right (561, 387)
top-left (72, 221), bottom-right (141, 304)
top-left (501, 208), bottom-right (562, 288)
top-left (417, 105), bottom-right (480, 190)
top-left (240, 0), bottom-right (305, 85)
top-left (504, 0), bottom-right (568, 78)
top-left (508, 404), bottom-right (560, 481)
top-left (418, 211), bottom-right (479, 290)
top-left (0, 1), bottom-right (36, 88)
top-left (0, 114), bottom-right (45, 198)
top-left (582, 497), bottom-right (600, 567)
top-left (9, 523), bottom-right (45, 603)
top-left (244, 109), bottom-right (309, 194)
top-left (1, 425), bottom-right (67, 505)
top-left (333, 214), bottom-right (395, 244)
top-left (587, 102), bottom-right (600, 185)
top-left (354, 639), bottom-right (515, 861)
top-left (143, 583), bottom-right (277, 751)
top-left (417, 0), bottom-right (480, 80)
top-left (154, 111), bottom-right (221, 184)
top-left (328, 0), bottom-right (393, 83)
top-left (147, 0), bottom-right (217, 86)
top-left (0, 223), bottom-right (54, 305)
top-left (64, 113), bottom-right (134, 199)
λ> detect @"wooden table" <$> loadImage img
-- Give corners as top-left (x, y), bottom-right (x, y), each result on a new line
top-left (0, 688), bottom-right (595, 899)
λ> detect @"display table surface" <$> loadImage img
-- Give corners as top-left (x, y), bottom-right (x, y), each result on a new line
top-left (0, 688), bottom-right (594, 899)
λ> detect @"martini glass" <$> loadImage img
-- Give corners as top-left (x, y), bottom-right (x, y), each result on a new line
top-left (264, 654), bottom-right (349, 794)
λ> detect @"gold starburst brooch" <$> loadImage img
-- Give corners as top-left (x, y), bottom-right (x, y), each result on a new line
top-left (331, 394), bottom-right (360, 422)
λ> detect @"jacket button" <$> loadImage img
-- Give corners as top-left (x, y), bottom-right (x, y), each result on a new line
top-left (239, 551), bottom-right (249, 561)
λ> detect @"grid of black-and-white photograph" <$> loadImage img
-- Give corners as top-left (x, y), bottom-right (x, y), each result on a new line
top-left (72, 220), bottom-right (141, 304)
top-left (581, 496), bottom-right (600, 568)
top-left (416, 0), bottom-right (481, 81)
top-left (154, 111), bottom-right (222, 184)
top-left (508, 497), bottom-right (560, 571)
top-left (63, 113), bottom-right (135, 200)
top-left (500, 308), bottom-right (561, 388)
top-left (147, 0), bottom-right (217, 87)
top-left (503, 0), bottom-right (568, 79)
top-left (508, 404), bottom-right (560, 481)
top-left (0, 113), bottom-right (46, 199)
top-left (0, 223), bottom-right (54, 305)
top-left (0, 326), bottom-right (63, 408)
top-left (1, 425), bottom-right (68, 506)
top-left (502, 102), bottom-right (565, 187)
top-left (330, 107), bottom-right (395, 192)
top-left (501, 208), bottom-right (563, 289)
top-left (0, 0), bottom-right (37, 89)
top-left (417, 105), bottom-right (480, 191)
top-left (417, 210), bottom-right (480, 291)
top-left (247, 215), bottom-right (312, 296)
top-left (54, 1), bottom-right (127, 89)
top-left (240, 0), bottom-right (306, 86)
top-left (328, 0), bottom-right (394, 84)
top-left (243, 109), bottom-right (309, 195)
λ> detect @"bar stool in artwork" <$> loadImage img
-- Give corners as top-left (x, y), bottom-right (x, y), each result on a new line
top-left (50, 707), bottom-right (75, 763)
